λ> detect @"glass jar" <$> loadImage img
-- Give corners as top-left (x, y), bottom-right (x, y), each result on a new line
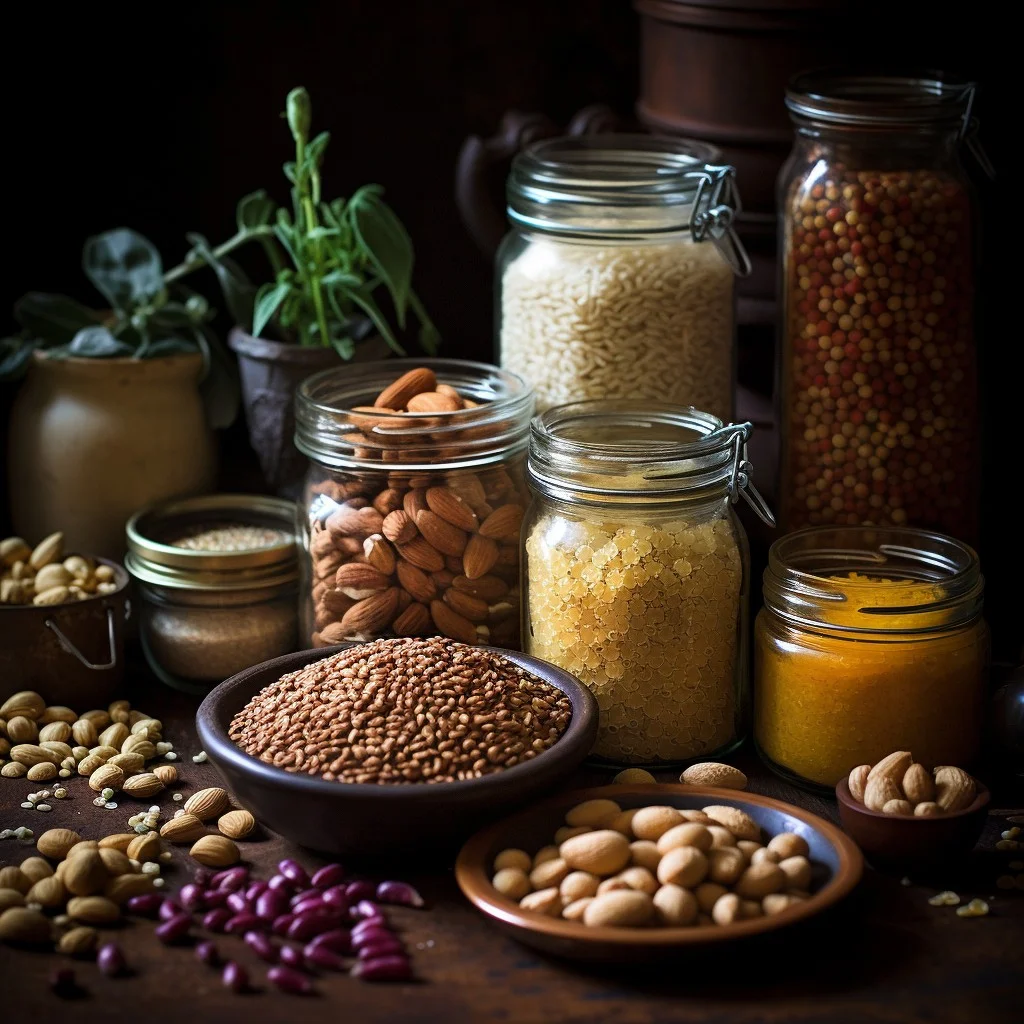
top-left (523, 400), bottom-right (774, 766)
top-left (498, 134), bottom-right (751, 417)
top-left (754, 526), bottom-right (988, 790)
top-left (777, 72), bottom-right (985, 540)
top-left (295, 359), bottom-right (534, 648)
top-left (125, 495), bottom-right (299, 694)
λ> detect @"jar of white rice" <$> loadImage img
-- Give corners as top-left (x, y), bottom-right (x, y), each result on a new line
top-left (497, 135), bottom-right (751, 418)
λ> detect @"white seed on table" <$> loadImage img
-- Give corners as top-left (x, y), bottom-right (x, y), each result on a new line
top-left (192, 751), bottom-right (208, 764)
top-left (152, 878), bottom-right (165, 888)
top-left (35, 804), bottom-right (51, 812)
top-left (164, 752), bottom-right (177, 761)
top-left (172, 793), bottom-right (183, 802)
top-left (58, 770), bottom-right (72, 778)
top-left (148, 806), bottom-right (160, 814)
top-left (141, 862), bottom-right (160, 876)
top-left (20, 802), bottom-right (33, 809)
top-left (105, 802), bottom-right (118, 810)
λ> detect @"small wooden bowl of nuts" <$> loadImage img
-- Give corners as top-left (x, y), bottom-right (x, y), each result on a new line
top-left (835, 751), bottom-right (990, 867)
top-left (455, 784), bottom-right (863, 960)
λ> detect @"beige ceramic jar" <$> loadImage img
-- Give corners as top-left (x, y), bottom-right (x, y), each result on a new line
top-left (7, 353), bottom-right (216, 557)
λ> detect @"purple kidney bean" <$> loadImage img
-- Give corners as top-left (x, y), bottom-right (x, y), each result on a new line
top-left (192, 867), bottom-right (213, 887)
top-left (352, 899), bottom-right (381, 921)
top-left (50, 967), bottom-right (76, 995)
top-left (351, 924), bottom-right (395, 948)
top-left (351, 955), bottom-right (412, 982)
top-left (195, 940), bottom-right (220, 966)
top-left (267, 965), bottom-right (312, 995)
top-left (277, 859), bottom-right (309, 887)
top-left (345, 880), bottom-right (375, 902)
top-left (304, 945), bottom-right (346, 971)
top-left (287, 912), bottom-right (341, 942)
top-left (244, 930), bottom-right (279, 963)
top-left (246, 880), bottom-right (269, 902)
top-left (155, 913), bottom-right (192, 944)
top-left (278, 944), bottom-right (304, 969)
top-left (307, 930), bottom-right (352, 955)
top-left (216, 866), bottom-right (249, 892)
top-left (224, 912), bottom-right (261, 936)
top-left (311, 863), bottom-right (346, 889)
top-left (292, 896), bottom-right (324, 916)
top-left (267, 873), bottom-right (293, 892)
top-left (97, 943), bottom-right (127, 977)
top-left (358, 939), bottom-right (405, 961)
top-left (202, 908), bottom-right (233, 933)
top-left (158, 899), bottom-right (184, 922)
top-left (289, 888), bottom-right (320, 908)
top-left (226, 891), bottom-right (250, 915)
top-left (126, 892), bottom-right (163, 916)
top-left (179, 883), bottom-right (206, 911)
top-left (272, 913), bottom-right (297, 937)
top-left (222, 961), bottom-right (249, 993)
top-left (256, 888), bottom-right (288, 921)
top-left (320, 885), bottom-right (349, 911)
top-left (376, 880), bottom-right (425, 909)
top-left (202, 889), bottom-right (228, 908)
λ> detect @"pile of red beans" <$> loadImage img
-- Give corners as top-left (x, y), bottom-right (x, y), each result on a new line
top-left (780, 163), bottom-right (976, 539)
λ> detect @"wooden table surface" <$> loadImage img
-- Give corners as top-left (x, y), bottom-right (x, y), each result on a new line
top-left (2, 674), bottom-right (1022, 1024)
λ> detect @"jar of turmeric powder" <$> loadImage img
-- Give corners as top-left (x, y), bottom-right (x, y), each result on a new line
top-left (754, 526), bottom-right (988, 789)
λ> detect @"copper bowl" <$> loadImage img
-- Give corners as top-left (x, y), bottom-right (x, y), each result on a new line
top-left (455, 784), bottom-right (864, 960)
top-left (835, 778), bottom-right (990, 867)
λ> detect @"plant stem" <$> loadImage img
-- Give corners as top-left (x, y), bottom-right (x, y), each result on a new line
top-left (163, 228), bottom-right (271, 286)
top-left (294, 133), bottom-right (331, 349)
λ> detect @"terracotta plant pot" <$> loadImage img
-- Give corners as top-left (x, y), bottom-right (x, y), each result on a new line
top-left (228, 328), bottom-right (392, 496)
top-left (7, 352), bottom-right (216, 557)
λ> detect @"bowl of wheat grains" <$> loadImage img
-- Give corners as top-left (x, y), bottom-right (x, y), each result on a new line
top-left (197, 637), bottom-right (599, 857)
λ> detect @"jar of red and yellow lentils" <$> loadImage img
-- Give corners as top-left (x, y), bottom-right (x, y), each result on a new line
top-left (777, 72), bottom-right (984, 541)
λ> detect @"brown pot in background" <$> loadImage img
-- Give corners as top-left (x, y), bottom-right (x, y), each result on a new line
top-left (228, 328), bottom-right (392, 498)
top-left (7, 352), bottom-right (216, 558)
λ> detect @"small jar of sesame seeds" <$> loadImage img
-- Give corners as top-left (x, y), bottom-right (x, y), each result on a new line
top-left (777, 72), bottom-right (988, 542)
top-left (522, 401), bottom-right (774, 767)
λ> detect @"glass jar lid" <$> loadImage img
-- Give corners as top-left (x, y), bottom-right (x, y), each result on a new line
top-left (506, 134), bottom-right (751, 273)
top-left (295, 358), bottom-right (534, 472)
top-left (527, 399), bottom-right (774, 521)
top-left (762, 526), bottom-right (984, 634)
top-left (125, 494), bottom-right (298, 592)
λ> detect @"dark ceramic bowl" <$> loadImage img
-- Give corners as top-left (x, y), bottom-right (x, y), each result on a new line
top-left (196, 644), bottom-right (599, 857)
top-left (456, 784), bottom-right (864, 961)
top-left (835, 778), bottom-right (990, 868)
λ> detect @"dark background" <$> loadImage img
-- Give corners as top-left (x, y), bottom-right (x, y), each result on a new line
top-left (1, 1), bottom-right (1019, 657)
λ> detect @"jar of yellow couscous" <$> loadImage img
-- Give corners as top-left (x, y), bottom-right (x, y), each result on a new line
top-left (523, 401), bottom-right (774, 766)
top-left (754, 526), bottom-right (989, 790)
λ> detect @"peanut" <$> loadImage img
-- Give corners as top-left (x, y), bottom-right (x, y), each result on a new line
top-left (582, 889), bottom-right (654, 928)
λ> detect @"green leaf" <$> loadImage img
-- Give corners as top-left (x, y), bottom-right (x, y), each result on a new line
top-left (252, 280), bottom-right (292, 337)
top-left (82, 228), bottom-right (164, 309)
top-left (409, 289), bottom-right (440, 354)
top-left (193, 326), bottom-right (240, 429)
top-left (330, 336), bottom-right (354, 361)
top-left (145, 338), bottom-right (198, 357)
top-left (348, 189), bottom-right (413, 328)
top-left (13, 293), bottom-right (99, 344)
top-left (184, 233), bottom-right (256, 330)
top-left (0, 336), bottom-right (37, 380)
top-left (237, 189), bottom-right (276, 232)
top-left (283, 161), bottom-right (297, 185)
top-left (304, 131), bottom-right (330, 172)
top-left (66, 325), bottom-right (135, 358)
top-left (341, 284), bottom-right (405, 355)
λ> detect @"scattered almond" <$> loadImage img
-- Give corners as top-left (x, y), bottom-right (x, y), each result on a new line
top-left (218, 809), bottom-right (256, 840)
top-left (190, 835), bottom-right (240, 867)
top-left (159, 814), bottom-right (207, 843)
top-left (679, 763), bottom-right (747, 790)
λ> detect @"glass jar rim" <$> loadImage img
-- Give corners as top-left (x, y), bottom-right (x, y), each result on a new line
top-left (295, 358), bottom-right (535, 471)
top-left (786, 69), bottom-right (975, 132)
top-left (762, 525), bottom-right (984, 634)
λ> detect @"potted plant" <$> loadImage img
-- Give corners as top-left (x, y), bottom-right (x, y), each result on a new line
top-left (176, 86), bottom-right (439, 493)
top-left (1, 231), bottom-right (238, 557)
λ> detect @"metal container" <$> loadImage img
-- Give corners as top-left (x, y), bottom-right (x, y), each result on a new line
top-left (0, 557), bottom-right (131, 708)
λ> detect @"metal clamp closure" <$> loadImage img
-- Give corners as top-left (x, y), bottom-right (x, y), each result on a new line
top-left (722, 424), bottom-right (776, 527)
top-left (686, 165), bottom-right (752, 276)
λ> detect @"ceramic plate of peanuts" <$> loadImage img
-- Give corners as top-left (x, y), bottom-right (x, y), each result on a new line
top-left (455, 784), bottom-right (863, 958)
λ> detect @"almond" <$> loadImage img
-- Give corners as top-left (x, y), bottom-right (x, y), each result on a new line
top-left (426, 487), bottom-right (479, 532)
top-left (462, 534), bottom-right (499, 579)
top-left (1, 690), bottom-right (45, 720)
top-left (847, 764), bottom-right (871, 802)
top-left (98, 848), bottom-right (133, 877)
top-left (152, 764), bottom-right (178, 784)
top-left (881, 799), bottom-right (914, 816)
top-left (40, 705), bottom-right (77, 724)
top-left (104, 873), bottom-right (155, 904)
top-left (105, 752), bottom-right (145, 774)
top-left (0, 867), bottom-right (30, 893)
top-left (403, 488), bottom-right (429, 519)
top-left (98, 834), bottom-right (137, 852)
top-left (218, 809), bottom-right (256, 840)
top-left (127, 832), bottom-right (162, 863)
top-left (407, 391), bottom-right (461, 413)
top-left (37, 828), bottom-right (82, 859)
top-left (416, 511), bottom-right (467, 557)
top-left (374, 367), bottom-right (436, 410)
top-left (397, 536), bottom-right (445, 572)
top-left (63, 850), bottom-right (107, 897)
top-left (160, 814), bottom-right (207, 843)
top-left (120, 736), bottom-right (156, 759)
top-left (429, 599), bottom-right (477, 644)
top-left (479, 504), bottom-right (524, 540)
top-left (27, 874), bottom-right (67, 907)
top-left (9, 743), bottom-right (59, 767)
top-left (902, 763), bottom-right (935, 804)
top-left (914, 802), bottom-right (941, 817)
top-left (934, 765), bottom-right (976, 812)
top-left (122, 772), bottom-right (164, 797)
top-left (183, 787), bottom-right (230, 822)
top-left (444, 588), bottom-right (489, 622)
top-left (382, 509), bottom-right (418, 545)
top-left (88, 763), bottom-right (124, 792)
top-left (37, 720), bottom-right (71, 744)
top-left (867, 751), bottom-right (912, 789)
top-left (98, 722), bottom-right (130, 749)
top-left (77, 753), bottom-right (105, 776)
top-left (372, 488), bottom-right (405, 516)
top-left (327, 504), bottom-right (382, 538)
top-left (66, 895), bottom-right (120, 925)
top-left (29, 531), bottom-right (64, 569)
top-left (58, 925), bottom-right (99, 956)
top-left (5, 716), bottom-right (38, 743)
top-left (363, 534), bottom-right (397, 575)
top-left (451, 574), bottom-right (509, 601)
top-left (340, 588), bottom-right (401, 636)
top-left (0, 907), bottom-right (51, 944)
top-left (393, 602), bottom-right (431, 636)
top-left (349, 405), bottom-right (399, 430)
top-left (396, 560), bottom-right (437, 602)
top-left (863, 775), bottom-right (902, 811)
top-left (334, 562), bottom-right (391, 599)
top-left (190, 835), bottom-right (240, 867)
top-left (679, 763), bottom-right (748, 790)
top-left (701, 806), bottom-right (761, 842)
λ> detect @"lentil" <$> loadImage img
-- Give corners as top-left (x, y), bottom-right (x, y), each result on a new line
top-left (228, 637), bottom-right (572, 784)
top-left (172, 525), bottom-right (289, 552)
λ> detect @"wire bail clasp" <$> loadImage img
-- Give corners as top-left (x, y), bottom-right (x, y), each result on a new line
top-left (687, 165), bottom-right (752, 277)
top-left (722, 422), bottom-right (776, 527)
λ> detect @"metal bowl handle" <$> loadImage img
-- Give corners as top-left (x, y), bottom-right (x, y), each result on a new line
top-left (44, 602), bottom-right (125, 671)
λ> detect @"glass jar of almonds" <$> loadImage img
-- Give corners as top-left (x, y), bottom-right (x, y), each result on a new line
top-left (294, 360), bottom-right (534, 649)
top-left (522, 401), bottom-right (774, 767)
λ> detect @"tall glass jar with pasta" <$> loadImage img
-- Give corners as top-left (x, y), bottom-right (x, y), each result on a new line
top-left (497, 135), bottom-right (750, 417)
top-left (522, 401), bottom-right (774, 767)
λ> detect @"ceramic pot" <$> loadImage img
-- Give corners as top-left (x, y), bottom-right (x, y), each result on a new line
top-left (7, 352), bottom-right (216, 558)
top-left (228, 328), bottom-right (391, 496)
